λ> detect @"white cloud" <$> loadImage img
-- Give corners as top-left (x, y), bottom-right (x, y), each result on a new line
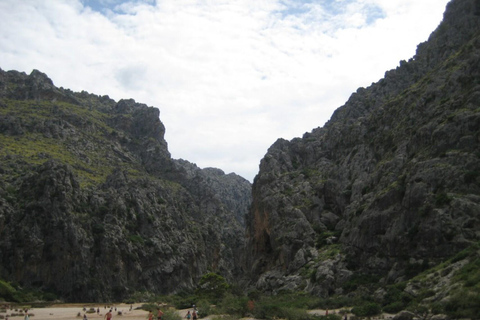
top-left (0, 0), bottom-right (450, 181)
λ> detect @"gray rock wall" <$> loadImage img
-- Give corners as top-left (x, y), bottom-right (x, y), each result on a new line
top-left (0, 69), bottom-right (252, 302)
top-left (244, 0), bottom-right (480, 295)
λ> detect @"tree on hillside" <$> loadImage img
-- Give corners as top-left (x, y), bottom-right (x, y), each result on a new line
top-left (195, 273), bottom-right (229, 302)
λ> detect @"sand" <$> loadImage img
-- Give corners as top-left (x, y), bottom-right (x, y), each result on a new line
top-left (1, 304), bottom-right (161, 320)
top-left (1, 304), bottom-right (392, 320)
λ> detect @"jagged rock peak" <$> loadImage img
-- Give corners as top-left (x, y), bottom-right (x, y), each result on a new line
top-left (325, 0), bottom-right (480, 128)
top-left (245, 0), bottom-right (480, 299)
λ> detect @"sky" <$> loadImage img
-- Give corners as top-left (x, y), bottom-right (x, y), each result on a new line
top-left (0, 0), bottom-right (450, 182)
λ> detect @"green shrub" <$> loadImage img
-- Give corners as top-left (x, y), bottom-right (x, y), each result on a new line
top-left (342, 274), bottom-right (379, 292)
top-left (250, 294), bottom-right (314, 320)
top-left (0, 280), bottom-right (17, 301)
top-left (162, 309), bottom-right (182, 320)
top-left (162, 294), bottom-right (198, 310)
top-left (444, 291), bottom-right (480, 318)
top-left (351, 302), bottom-right (381, 317)
top-left (464, 170), bottom-right (479, 184)
top-left (252, 301), bottom-right (281, 320)
top-left (259, 292), bottom-right (324, 310)
top-left (279, 307), bottom-right (310, 320)
top-left (454, 257), bottom-right (480, 286)
top-left (435, 192), bottom-right (452, 206)
top-left (383, 301), bottom-right (405, 314)
top-left (210, 316), bottom-right (237, 320)
top-left (218, 294), bottom-right (249, 316)
top-left (195, 273), bottom-right (229, 303)
top-left (310, 315), bottom-right (341, 320)
top-left (383, 282), bottom-right (412, 308)
top-left (195, 299), bottom-right (212, 318)
top-left (139, 307), bottom-right (180, 320)
top-left (451, 248), bottom-right (471, 263)
top-left (405, 259), bottom-right (430, 278)
top-left (42, 292), bottom-right (57, 301)
top-left (323, 296), bottom-right (353, 310)
top-left (430, 302), bottom-right (444, 315)
top-left (315, 231), bottom-right (341, 248)
top-left (128, 234), bottom-right (145, 245)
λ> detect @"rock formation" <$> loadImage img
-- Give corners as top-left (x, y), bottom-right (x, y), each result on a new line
top-left (245, 0), bottom-right (480, 297)
top-left (0, 69), bottom-right (252, 302)
top-left (1, 0), bottom-right (479, 308)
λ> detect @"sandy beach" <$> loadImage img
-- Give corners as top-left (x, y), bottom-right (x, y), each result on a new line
top-left (1, 304), bottom-right (389, 320)
top-left (1, 304), bottom-right (160, 320)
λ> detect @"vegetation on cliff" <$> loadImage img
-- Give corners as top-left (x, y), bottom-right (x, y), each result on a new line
top-left (0, 69), bottom-right (252, 302)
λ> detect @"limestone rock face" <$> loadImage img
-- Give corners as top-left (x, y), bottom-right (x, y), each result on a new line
top-left (173, 160), bottom-right (252, 226)
top-left (244, 0), bottom-right (480, 295)
top-left (0, 69), bottom-right (251, 302)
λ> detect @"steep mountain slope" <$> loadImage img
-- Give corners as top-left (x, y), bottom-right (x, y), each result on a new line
top-left (245, 0), bottom-right (480, 298)
top-left (0, 69), bottom-right (252, 302)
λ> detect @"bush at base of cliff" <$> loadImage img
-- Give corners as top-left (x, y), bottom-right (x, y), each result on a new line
top-left (217, 293), bottom-right (249, 317)
top-left (351, 302), bottom-right (381, 317)
top-left (250, 295), bottom-right (318, 320)
top-left (159, 293), bottom-right (199, 310)
top-left (195, 273), bottom-right (230, 303)
top-left (310, 316), bottom-right (341, 320)
top-left (0, 280), bottom-right (17, 301)
top-left (139, 305), bottom-right (181, 320)
top-left (444, 292), bottom-right (480, 318)
top-left (254, 292), bottom-right (325, 310)
top-left (195, 299), bottom-right (212, 318)
top-left (253, 304), bottom-right (311, 320)
top-left (0, 279), bottom-right (56, 303)
top-left (162, 309), bottom-right (182, 320)
top-left (382, 301), bottom-right (406, 314)
top-left (210, 316), bottom-right (238, 320)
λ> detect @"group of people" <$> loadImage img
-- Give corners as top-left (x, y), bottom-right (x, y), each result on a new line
top-left (149, 304), bottom-right (198, 320)
top-left (80, 305), bottom-right (120, 320)
top-left (184, 309), bottom-right (198, 320)
top-left (147, 308), bottom-right (164, 320)
top-left (82, 304), bottom-right (200, 320)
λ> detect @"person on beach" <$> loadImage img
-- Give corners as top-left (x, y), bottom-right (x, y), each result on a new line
top-left (157, 308), bottom-right (164, 320)
top-left (185, 311), bottom-right (191, 320)
top-left (105, 309), bottom-right (113, 320)
top-left (147, 311), bottom-right (154, 320)
top-left (192, 310), bottom-right (197, 320)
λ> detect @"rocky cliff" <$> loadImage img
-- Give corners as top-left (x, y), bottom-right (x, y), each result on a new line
top-left (0, 69), bottom-right (252, 302)
top-left (2, 0), bottom-right (479, 309)
top-left (245, 0), bottom-right (480, 299)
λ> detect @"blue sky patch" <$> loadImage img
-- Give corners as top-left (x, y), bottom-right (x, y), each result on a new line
top-left (82, 0), bottom-right (155, 14)
top-left (278, 0), bottom-right (385, 26)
